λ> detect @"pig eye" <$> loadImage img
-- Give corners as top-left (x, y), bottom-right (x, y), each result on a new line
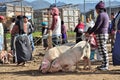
top-left (53, 61), bottom-right (56, 65)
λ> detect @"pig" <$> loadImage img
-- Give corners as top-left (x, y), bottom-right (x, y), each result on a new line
top-left (49, 41), bottom-right (91, 72)
top-left (39, 45), bottom-right (71, 73)
top-left (0, 50), bottom-right (13, 64)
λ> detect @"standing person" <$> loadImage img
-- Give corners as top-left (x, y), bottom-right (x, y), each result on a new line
top-left (0, 16), bottom-right (4, 51)
top-left (112, 11), bottom-right (120, 66)
top-left (61, 20), bottom-right (68, 44)
top-left (10, 18), bottom-right (16, 33)
top-left (11, 15), bottom-right (32, 66)
top-left (89, 18), bottom-right (95, 28)
top-left (74, 19), bottom-right (84, 43)
top-left (109, 13), bottom-right (116, 52)
top-left (23, 16), bottom-right (34, 51)
top-left (86, 19), bottom-right (101, 61)
top-left (41, 22), bottom-right (49, 50)
top-left (9, 18), bottom-right (16, 54)
top-left (85, 17), bottom-right (91, 32)
top-left (86, 1), bottom-right (109, 70)
top-left (89, 33), bottom-right (97, 61)
top-left (50, 6), bottom-right (61, 47)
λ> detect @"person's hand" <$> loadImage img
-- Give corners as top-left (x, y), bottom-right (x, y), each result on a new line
top-left (112, 30), bottom-right (116, 34)
top-left (85, 33), bottom-right (90, 37)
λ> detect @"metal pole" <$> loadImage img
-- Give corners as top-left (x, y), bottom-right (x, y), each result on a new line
top-left (84, 0), bottom-right (85, 12)
top-left (109, 0), bottom-right (111, 18)
top-left (55, 0), bottom-right (56, 5)
top-left (84, 0), bottom-right (86, 26)
top-left (21, 0), bottom-right (22, 15)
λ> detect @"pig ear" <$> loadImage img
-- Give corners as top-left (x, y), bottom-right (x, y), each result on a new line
top-left (40, 59), bottom-right (50, 70)
top-left (52, 59), bottom-right (59, 68)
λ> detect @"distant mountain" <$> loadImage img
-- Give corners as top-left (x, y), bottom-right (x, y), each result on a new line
top-left (0, 0), bottom-right (120, 12)
top-left (77, 1), bottom-right (120, 13)
top-left (55, 1), bottom-right (66, 7)
top-left (0, 0), bottom-right (51, 9)
top-left (0, 0), bottom-right (66, 10)
top-left (29, 0), bottom-right (51, 9)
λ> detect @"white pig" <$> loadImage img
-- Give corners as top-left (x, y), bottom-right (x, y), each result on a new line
top-left (39, 45), bottom-right (71, 73)
top-left (49, 41), bottom-right (91, 72)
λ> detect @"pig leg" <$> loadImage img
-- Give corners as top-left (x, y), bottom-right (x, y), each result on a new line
top-left (1, 57), bottom-right (5, 64)
top-left (83, 61), bottom-right (88, 70)
top-left (83, 57), bottom-right (91, 70)
top-left (39, 65), bottom-right (42, 71)
top-left (75, 62), bottom-right (80, 70)
top-left (62, 64), bottom-right (74, 72)
top-left (88, 59), bottom-right (91, 70)
top-left (5, 54), bottom-right (10, 64)
top-left (83, 56), bottom-right (89, 70)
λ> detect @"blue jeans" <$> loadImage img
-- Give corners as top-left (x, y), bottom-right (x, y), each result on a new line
top-left (28, 34), bottom-right (34, 51)
top-left (0, 35), bottom-right (4, 51)
top-left (90, 50), bottom-right (95, 60)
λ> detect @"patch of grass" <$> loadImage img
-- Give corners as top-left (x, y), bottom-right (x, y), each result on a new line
top-left (67, 31), bottom-right (75, 37)
top-left (6, 33), bottom-right (11, 39)
top-left (6, 31), bottom-right (42, 39)
top-left (32, 31), bottom-right (42, 37)
top-left (6, 31), bottom-right (75, 39)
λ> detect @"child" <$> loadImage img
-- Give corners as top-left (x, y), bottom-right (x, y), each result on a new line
top-left (74, 19), bottom-right (84, 43)
top-left (61, 21), bottom-right (68, 44)
top-left (88, 34), bottom-right (102, 61)
top-left (89, 33), bottom-right (97, 61)
top-left (41, 22), bottom-right (49, 50)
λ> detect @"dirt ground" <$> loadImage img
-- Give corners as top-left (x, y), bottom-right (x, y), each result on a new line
top-left (0, 42), bottom-right (120, 80)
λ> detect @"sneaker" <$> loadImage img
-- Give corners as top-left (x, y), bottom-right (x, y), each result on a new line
top-left (96, 65), bottom-right (108, 71)
top-left (90, 59), bottom-right (95, 62)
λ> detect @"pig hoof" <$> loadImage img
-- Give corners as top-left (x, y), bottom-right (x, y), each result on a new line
top-left (38, 66), bottom-right (41, 71)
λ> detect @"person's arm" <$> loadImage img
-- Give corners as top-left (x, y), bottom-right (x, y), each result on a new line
top-left (30, 23), bottom-right (34, 32)
top-left (9, 23), bottom-right (13, 33)
top-left (64, 25), bottom-right (67, 34)
top-left (28, 22), bottom-right (34, 34)
top-left (0, 24), bottom-right (4, 35)
top-left (88, 14), bottom-right (102, 34)
top-left (51, 16), bottom-right (57, 31)
top-left (11, 25), bottom-right (19, 35)
top-left (74, 24), bottom-right (78, 32)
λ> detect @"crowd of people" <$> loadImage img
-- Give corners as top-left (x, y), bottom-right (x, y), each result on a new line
top-left (0, 15), bottom-right (34, 65)
top-left (0, 1), bottom-right (120, 72)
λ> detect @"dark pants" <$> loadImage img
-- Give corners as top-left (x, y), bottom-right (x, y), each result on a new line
top-left (62, 33), bottom-right (68, 44)
top-left (11, 35), bottom-right (15, 50)
top-left (52, 36), bottom-right (61, 47)
top-left (76, 33), bottom-right (83, 43)
top-left (43, 39), bottom-right (48, 47)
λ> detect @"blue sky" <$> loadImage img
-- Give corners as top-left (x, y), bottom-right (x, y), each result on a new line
top-left (25, 0), bottom-right (120, 4)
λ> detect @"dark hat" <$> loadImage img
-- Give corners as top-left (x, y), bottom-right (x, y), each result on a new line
top-left (86, 16), bottom-right (90, 19)
top-left (41, 22), bottom-right (48, 26)
top-left (17, 15), bottom-right (23, 20)
top-left (23, 15), bottom-right (28, 19)
top-left (95, 1), bottom-right (105, 9)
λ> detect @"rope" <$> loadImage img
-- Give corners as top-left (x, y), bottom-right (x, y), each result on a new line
top-left (34, 37), bottom-right (42, 45)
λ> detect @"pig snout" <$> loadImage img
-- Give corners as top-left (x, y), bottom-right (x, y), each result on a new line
top-left (40, 60), bottom-right (51, 73)
top-left (49, 59), bottom-right (62, 72)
